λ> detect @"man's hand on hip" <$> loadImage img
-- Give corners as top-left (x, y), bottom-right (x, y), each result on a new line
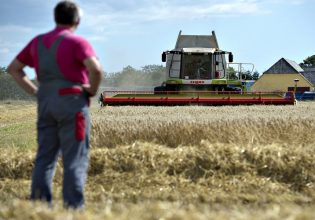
top-left (83, 56), bottom-right (103, 97)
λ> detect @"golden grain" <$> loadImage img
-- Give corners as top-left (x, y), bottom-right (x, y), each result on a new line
top-left (1, 101), bottom-right (315, 219)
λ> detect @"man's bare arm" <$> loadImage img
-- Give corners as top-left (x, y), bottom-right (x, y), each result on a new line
top-left (7, 59), bottom-right (38, 96)
top-left (82, 56), bottom-right (103, 96)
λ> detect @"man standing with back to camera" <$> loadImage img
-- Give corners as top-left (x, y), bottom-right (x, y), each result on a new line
top-left (7, 1), bottom-right (102, 208)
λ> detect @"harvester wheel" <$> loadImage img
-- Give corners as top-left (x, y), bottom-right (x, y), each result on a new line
top-left (154, 86), bottom-right (166, 95)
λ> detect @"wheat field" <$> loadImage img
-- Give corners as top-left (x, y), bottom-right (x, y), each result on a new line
top-left (0, 100), bottom-right (315, 219)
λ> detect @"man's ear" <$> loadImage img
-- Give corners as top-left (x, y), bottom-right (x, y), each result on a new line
top-left (75, 18), bottom-right (80, 27)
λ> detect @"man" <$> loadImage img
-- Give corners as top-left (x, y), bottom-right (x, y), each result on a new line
top-left (7, 1), bottom-right (102, 208)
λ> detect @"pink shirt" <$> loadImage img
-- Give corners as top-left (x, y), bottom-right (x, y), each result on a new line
top-left (17, 27), bottom-right (96, 84)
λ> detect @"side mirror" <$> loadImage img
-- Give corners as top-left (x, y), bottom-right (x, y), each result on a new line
top-left (228, 52), bottom-right (233, 63)
top-left (162, 52), bottom-right (166, 62)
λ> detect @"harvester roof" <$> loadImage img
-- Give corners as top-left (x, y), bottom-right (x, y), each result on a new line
top-left (182, 48), bottom-right (216, 54)
top-left (175, 31), bottom-right (219, 49)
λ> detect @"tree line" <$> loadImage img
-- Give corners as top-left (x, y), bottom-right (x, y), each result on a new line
top-left (1, 53), bottom-right (314, 98)
top-left (103, 65), bottom-right (166, 87)
top-left (0, 64), bottom-right (264, 94)
top-left (300, 55), bottom-right (315, 68)
top-left (0, 67), bottom-right (7, 74)
top-left (0, 67), bottom-right (36, 100)
top-left (226, 67), bottom-right (260, 80)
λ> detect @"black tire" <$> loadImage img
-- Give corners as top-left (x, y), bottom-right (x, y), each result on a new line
top-left (154, 86), bottom-right (166, 95)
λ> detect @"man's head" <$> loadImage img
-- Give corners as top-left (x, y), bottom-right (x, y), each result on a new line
top-left (54, 1), bottom-right (80, 27)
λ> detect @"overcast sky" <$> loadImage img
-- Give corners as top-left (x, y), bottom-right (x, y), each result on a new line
top-left (0, 0), bottom-right (314, 78)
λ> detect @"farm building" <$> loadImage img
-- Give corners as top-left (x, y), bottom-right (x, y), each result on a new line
top-left (251, 58), bottom-right (314, 92)
top-left (302, 67), bottom-right (315, 88)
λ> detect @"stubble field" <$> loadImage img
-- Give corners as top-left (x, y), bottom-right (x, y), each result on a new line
top-left (0, 101), bottom-right (315, 219)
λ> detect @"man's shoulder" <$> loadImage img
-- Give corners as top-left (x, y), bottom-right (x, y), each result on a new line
top-left (28, 31), bottom-right (52, 45)
top-left (64, 34), bottom-right (91, 46)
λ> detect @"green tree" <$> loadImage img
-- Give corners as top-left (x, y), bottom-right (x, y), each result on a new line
top-left (238, 70), bottom-right (260, 80)
top-left (105, 66), bottom-right (143, 87)
top-left (226, 67), bottom-right (238, 79)
top-left (300, 55), bottom-right (315, 67)
top-left (252, 71), bottom-right (260, 80)
top-left (0, 66), bottom-right (7, 74)
top-left (141, 65), bottom-right (166, 85)
top-left (141, 65), bottom-right (164, 74)
top-left (241, 70), bottom-right (253, 80)
top-left (103, 65), bottom-right (166, 87)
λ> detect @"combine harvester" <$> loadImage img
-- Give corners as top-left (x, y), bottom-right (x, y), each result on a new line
top-left (99, 31), bottom-right (295, 106)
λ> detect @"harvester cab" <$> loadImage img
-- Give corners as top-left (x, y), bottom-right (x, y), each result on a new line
top-left (99, 31), bottom-right (295, 106)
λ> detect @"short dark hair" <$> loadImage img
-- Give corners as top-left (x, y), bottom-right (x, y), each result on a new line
top-left (54, 1), bottom-right (80, 25)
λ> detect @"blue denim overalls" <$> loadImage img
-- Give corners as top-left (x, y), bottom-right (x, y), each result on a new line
top-left (31, 34), bottom-right (90, 209)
